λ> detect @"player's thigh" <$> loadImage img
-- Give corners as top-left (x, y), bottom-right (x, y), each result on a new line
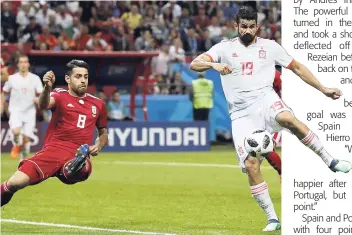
top-left (9, 112), bottom-right (23, 135)
top-left (263, 91), bottom-right (295, 133)
top-left (22, 113), bottom-right (36, 140)
top-left (231, 116), bottom-right (264, 173)
top-left (18, 146), bottom-right (72, 185)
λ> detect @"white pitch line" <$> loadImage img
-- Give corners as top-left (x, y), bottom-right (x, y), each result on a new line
top-left (97, 161), bottom-right (272, 169)
top-left (0, 219), bottom-right (181, 235)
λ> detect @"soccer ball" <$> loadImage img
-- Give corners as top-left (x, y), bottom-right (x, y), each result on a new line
top-left (57, 158), bottom-right (92, 185)
top-left (244, 130), bottom-right (274, 155)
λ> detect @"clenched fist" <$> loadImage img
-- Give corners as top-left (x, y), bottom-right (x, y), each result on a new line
top-left (43, 71), bottom-right (56, 87)
top-left (212, 63), bottom-right (232, 75)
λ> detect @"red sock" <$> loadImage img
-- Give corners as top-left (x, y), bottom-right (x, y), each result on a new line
top-left (1, 181), bottom-right (14, 207)
top-left (267, 151), bottom-right (282, 176)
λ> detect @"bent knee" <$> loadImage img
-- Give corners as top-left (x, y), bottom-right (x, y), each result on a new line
top-left (276, 111), bottom-right (298, 130)
top-left (12, 128), bottom-right (21, 136)
top-left (245, 157), bottom-right (260, 172)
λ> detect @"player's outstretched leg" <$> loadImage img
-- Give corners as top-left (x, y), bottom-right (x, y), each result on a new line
top-left (245, 156), bottom-right (281, 231)
top-left (10, 128), bottom-right (21, 159)
top-left (1, 171), bottom-right (30, 206)
top-left (266, 151), bottom-right (281, 177)
top-left (276, 111), bottom-right (352, 173)
top-left (65, 144), bottom-right (89, 176)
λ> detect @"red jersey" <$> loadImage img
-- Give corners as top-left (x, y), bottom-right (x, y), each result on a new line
top-left (44, 88), bottom-right (107, 154)
top-left (273, 70), bottom-right (282, 98)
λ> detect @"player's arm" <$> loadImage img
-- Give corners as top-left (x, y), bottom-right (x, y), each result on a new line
top-left (89, 128), bottom-right (108, 157)
top-left (38, 71), bottom-right (56, 109)
top-left (89, 103), bottom-right (109, 156)
top-left (190, 54), bottom-right (232, 75)
top-left (289, 60), bottom-right (342, 100)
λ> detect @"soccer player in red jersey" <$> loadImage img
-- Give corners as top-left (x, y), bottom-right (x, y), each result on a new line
top-left (1, 60), bottom-right (108, 207)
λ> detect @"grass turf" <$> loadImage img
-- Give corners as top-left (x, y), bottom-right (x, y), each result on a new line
top-left (1, 147), bottom-right (281, 235)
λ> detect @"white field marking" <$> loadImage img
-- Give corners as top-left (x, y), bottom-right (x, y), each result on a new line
top-left (96, 161), bottom-right (272, 170)
top-left (1, 160), bottom-right (273, 170)
top-left (0, 219), bottom-right (181, 235)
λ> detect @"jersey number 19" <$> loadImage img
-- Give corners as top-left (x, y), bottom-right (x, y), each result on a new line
top-left (240, 62), bottom-right (254, 75)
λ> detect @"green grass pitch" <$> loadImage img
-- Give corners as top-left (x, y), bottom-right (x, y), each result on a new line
top-left (1, 146), bottom-right (281, 235)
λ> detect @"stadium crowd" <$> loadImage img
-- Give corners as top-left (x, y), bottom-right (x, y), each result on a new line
top-left (1, 1), bottom-right (281, 120)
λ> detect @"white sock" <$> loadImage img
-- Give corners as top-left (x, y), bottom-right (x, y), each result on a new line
top-left (22, 142), bottom-right (30, 157)
top-left (250, 182), bottom-right (278, 221)
top-left (300, 131), bottom-right (334, 166)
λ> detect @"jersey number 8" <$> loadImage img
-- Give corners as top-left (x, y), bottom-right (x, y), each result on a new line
top-left (77, 114), bottom-right (87, 128)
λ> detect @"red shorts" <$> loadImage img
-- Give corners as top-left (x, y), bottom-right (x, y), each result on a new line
top-left (18, 146), bottom-right (91, 185)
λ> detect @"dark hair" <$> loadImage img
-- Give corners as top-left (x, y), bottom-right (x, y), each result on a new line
top-left (66, 59), bottom-right (89, 76)
top-left (16, 54), bottom-right (28, 63)
top-left (236, 5), bottom-right (257, 23)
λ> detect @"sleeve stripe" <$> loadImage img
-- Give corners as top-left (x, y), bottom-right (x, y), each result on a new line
top-left (203, 53), bottom-right (214, 62)
top-left (285, 59), bottom-right (294, 69)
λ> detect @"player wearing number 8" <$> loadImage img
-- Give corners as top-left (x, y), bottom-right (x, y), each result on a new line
top-left (1, 60), bottom-right (108, 207)
top-left (190, 5), bottom-right (352, 232)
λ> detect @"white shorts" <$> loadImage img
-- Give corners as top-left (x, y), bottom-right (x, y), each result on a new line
top-left (9, 110), bottom-right (36, 140)
top-left (231, 91), bottom-right (294, 173)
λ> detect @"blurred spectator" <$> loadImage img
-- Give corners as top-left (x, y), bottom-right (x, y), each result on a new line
top-left (75, 25), bottom-right (91, 50)
top-left (95, 1), bottom-right (114, 21)
top-left (216, 9), bottom-right (226, 26)
top-left (36, 3), bottom-right (56, 27)
top-left (20, 16), bottom-right (42, 43)
top-left (107, 91), bottom-right (129, 121)
top-left (179, 7), bottom-right (194, 29)
top-left (1, 2), bottom-right (17, 42)
top-left (144, 6), bottom-right (158, 28)
top-left (184, 28), bottom-right (199, 54)
top-left (152, 44), bottom-right (171, 78)
top-left (38, 42), bottom-right (48, 50)
top-left (54, 32), bottom-right (76, 51)
top-left (134, 30), bottom-right (154, 51)
top-left (121, 4), bottom-right (142, 31)
top-left (16, 2), bottom-right (36, 30)
top-left (88, 18), bottom-right (99, 35)
top-left (161, 2), bottom-right (182, 19)
top-left (79, 1), bottom-right (95, 23)
top-left (86, 32), bottom-right (108, 51)
top-left (56, 5), bottom-right (73, 29)
top-left (111, 25), bottom-right (131, 51)
top-left (96, 90), bottom-right (107, 103)
top-left (36, 26), bottom-right (58, 50)
top-left (207, 16), bottom-right (222, 43)
top-left (221, 2), bottom-right (239, 21)
top-left (48, 14), bottom-right (63, 37)
top-left (66, 1), bottom-right (80, 14)
top-left (159, 6), bottom-right (173, 29)
top-left (152, 20), bottom-right (169, 43)
top-left (169, 72), bottom-right (187, 95)
top-left (201, 30), bottom-right (213, 51)
top-left (169, 38), bottom-right (185, 63)
top-left (193, 5), bottom-right (210, 32)
top-left (66, 16), bottom-right (81, 39)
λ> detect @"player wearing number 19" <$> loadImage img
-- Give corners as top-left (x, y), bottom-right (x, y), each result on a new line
top-left (190, 5), bottom-right (352, 232)
top-left (1, 60), bottom-right (108, 207)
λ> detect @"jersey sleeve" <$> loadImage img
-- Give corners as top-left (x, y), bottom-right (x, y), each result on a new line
top-left (2, 78), bottom-right (11, 93)
top-left (35, 76), bottom-right (44, 95)
top-left (49, 88), bottom-right (64, 110)
top-left (272, 42), bottom-right (294, 68)
top-left (204, 43), bottom-right (222, 63)
top-left (96, 103), bottom-right (108, 129)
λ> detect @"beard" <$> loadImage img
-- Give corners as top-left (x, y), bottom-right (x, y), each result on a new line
top-left (239, 33), bottom-right (255, 46)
